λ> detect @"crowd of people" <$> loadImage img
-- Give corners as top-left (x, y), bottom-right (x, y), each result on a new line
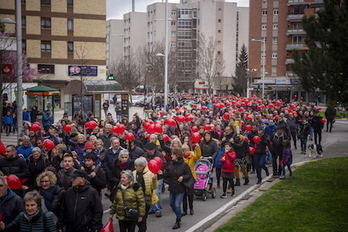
top-left (0, 94), bottom-right (336, 231)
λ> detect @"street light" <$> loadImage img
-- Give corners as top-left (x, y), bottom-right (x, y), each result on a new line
top-left (1, 0), bottom-right (23, 139)
top-left (246, 68), bottom-right (257, 98)
top-left (251, 38), bottom-right (266, 99)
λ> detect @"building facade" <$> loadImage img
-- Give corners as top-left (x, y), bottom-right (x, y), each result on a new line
top-left (0, 0), bottom-right (107, 109)
top-left (249, 0), bottom-right (324, 102)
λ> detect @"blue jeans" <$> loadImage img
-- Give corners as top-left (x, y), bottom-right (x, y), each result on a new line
top-left (150, 179), bottom-right (163, 213)
top-left (169, 192), bottom-right (185, 219)
top-left (254, 154), bottom-right (266, 181)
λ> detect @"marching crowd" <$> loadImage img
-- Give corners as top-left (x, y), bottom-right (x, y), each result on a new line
top-left (0, 94), bottom-right (336, 232)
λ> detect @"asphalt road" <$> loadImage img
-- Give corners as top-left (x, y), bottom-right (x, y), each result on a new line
top-left (100, 119), bottom-right (348, 232)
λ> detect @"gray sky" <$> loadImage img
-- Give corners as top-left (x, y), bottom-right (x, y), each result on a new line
top-left (107, 0), bottom-right (249, 19)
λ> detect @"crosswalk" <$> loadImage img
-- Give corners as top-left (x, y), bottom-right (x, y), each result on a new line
top-left (0, 133), bottom-right (18, 146)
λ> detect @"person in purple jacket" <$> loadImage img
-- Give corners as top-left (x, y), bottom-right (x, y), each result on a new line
top-left (280, 140), bottom-right (293, 179)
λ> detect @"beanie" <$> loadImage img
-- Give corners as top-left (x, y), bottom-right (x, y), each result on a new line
top-left (84, 141), bottom-right (95, 150)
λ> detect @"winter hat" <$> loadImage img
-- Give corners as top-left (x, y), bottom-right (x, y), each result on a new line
top-left (84, 141), bottom-right (95, 150)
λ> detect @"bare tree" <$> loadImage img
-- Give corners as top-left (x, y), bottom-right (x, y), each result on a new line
top-left (196, 33), bottom-right (225, 95)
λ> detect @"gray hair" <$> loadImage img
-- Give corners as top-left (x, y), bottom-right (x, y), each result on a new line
top-left (0, 176), bottom-right (8, 186)
top-left (121, 170), bottom-right (134, 182)
top-left (31, 147), bottom-right (41, 154)
top-left (118, 149), bottom-right (129, 159)
top-left (77, 134), bottom-right (85, 139)
top-left (134, 157), bottom-right (148, 167)
top-left (110, 137), bottom-right (119, 143)
top-left (171, 137), bottom-right (182, 148)
top-left (20, 135), bottom-right (30, 141)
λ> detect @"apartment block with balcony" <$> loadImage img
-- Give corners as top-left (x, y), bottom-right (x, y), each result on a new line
top-left (0, 0), bottom-right (107, 109)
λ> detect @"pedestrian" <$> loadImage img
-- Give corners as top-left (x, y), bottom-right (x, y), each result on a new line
top-left (299, 118), bottom-right (311, 154)
top-left (3, 111), bottom-right (13, 136)
top-left (254, 129), bottom-right (270, 185)
top-left (111, 150), bottom-right (135, 195)
top-left (59, 169), bottom-right (103, 232)
top-left (0, 191), bottom-right (56, 232)
top-left (109, 170), bottom-right (145, 232)
top-left (82, 153), bottom-right (106, 196)
top-left (103, 100), bottom-right (110, 119)
top-left (133, 157), bottom-right (159, 232)
top-left (22, 108), bottom-right (30, 122)
top-left (57, 154), bottom-right (77, 190)
top-left (219, 142), bottom-right (236, 198)
top-left (26, 147), bottom-right (50, 188)
top-left (232, 134), bottom-right (250, 186)
top-left (30, 106), bottom-right (38, 123)
top-left (325, 103), bottom-right (336, 132)
top-left (160, 148), bottom-right (192, 230)
top-left (287, 113), bottom-right (300, 149)
top-left (0, 176), bottom-right (24, 227)
top-left (214, 140), bottom-right (224, 189)
top-left (42, 109), bottom-right (52, 132)
top-left (280, 140), bottom-right (293, 179)
top-left (270, 127), bottom-right (289, 177)
top-left (182, 144), bottom-right (201, 216)
top-left (115, 102), bottom-right (122, 122)
top-left (16, 135), bottom-right (34, 160)
top-left (311, 110), bottom-right (324, 145)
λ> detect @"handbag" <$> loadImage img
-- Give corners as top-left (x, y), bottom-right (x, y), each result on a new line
top-left (182, 175), bottom-right (195, 190)
top-left (121, 189), bottom-right (139, 221)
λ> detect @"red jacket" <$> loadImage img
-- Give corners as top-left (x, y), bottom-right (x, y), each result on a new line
top-left (220, 151), bottom-right (236, 173)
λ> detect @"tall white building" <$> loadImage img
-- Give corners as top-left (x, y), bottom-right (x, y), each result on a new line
top-left (106, 0), bottom-right (249, 93)
top-left (106, 19), bottom-right (123, 71)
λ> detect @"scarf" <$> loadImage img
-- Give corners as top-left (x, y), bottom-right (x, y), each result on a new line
top-left (39, 185), bottom-right (57, 211)
top-left (118, 159), bottom-right (131, 169)
top-left (24, 209), bottom-right (41, 222)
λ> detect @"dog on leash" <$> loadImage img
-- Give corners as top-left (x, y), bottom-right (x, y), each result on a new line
top-left (308, 144), bottom-right (323, 158)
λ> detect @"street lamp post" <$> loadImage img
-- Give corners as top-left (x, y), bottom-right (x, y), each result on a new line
top-left (251, 38), bottom-right (266, 99)
top-left (1, 0), bottom-right (22, 139)
top-left (164, 0), bottom-right (169, 108)
top-left (246, 68), bottom-right (257, 98)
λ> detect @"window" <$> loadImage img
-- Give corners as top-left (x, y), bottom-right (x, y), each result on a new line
top-left (171, 21), bottom-right (176, 26)
top-left (68, 42), bottom-right (73, 53)
top-left (273, 24), bottom-right (278, 30)
top-left (217, 51), bottom-right (221, 55)
top-left (67, 0), bottom-right (73, 7)
top-left (41, 0), bottom-right (51, 6)
top-left (217, 40), bottom-right (221, 44)
top-left (22, 16), bottom-right (26, 28)
top-left (273, 9), bottom-right (278, 15)
top-left (262, 24), bottom-right (267, 30)
top-left (272, 53), bottom-right (278, 59)
top-left (171, 31), bottom-right (176, 37)
top-left (272, 37), bottom-right (278, 44)
top-left (22, 40), bottom-right (26, 53)
top-left (171, 10), bottom-right (176, 16)
top-left (41, 18), bottom-right (51, 29)
top-left (262, 10), bottom-right (267, 16)
top-left (38, 64), bottom-right (55, 74)
top-left (21, 0), bottom-right (26, 4)
top-left (218, 8), bottom-right (222, 12)
top-left (171, 42), bottom-right (176, 47)
top-left (218, 19), bottom-right (221, 23)
top-left (218, 30), bottom-right (221, 33)
top-left (68, 19), bottom-right (73, 31)
top-left (41, 41), bottom-right (51, 53)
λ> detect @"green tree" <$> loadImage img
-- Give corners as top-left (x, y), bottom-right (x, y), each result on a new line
top-left (291, 0), bottom-right (348, 103)
top-left (232, 44), bottom-right (248, 96)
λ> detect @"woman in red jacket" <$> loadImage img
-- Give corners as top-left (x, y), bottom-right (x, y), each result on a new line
top-left (219, 142), bottom-right (236, 198)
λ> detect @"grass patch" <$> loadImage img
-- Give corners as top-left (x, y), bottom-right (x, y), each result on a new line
top-left (320, 111), bottom-right (348, 118)
top-left (215, 158), bottom-right (348, 232)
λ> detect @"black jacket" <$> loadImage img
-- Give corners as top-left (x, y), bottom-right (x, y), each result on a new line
top-left (84, 164), bottom-right (107, 193)
top-left (27, 154), bottom-right (50, 188)
top-left (311, 116), bottom-right (324, 131)
top-left (0, 189), bottom-right (24, 226)
top-left (0, 156), bottom-right (29, 180)
top-left (59, 184), bottom-right (103, 232)
top-left (39, 184), bottom-right (65, 218)
top-left (255, 135), bottom-right (270, 156)
top-left (163, 158), bottom-right (192, 194)
top-left (270, 133), bottom-right (289, 156)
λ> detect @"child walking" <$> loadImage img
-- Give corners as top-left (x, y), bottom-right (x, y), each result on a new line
top-left (220, 142), bottom-right (236, 198)
top-left (4, 111), bottom-right (14, 136)
top-left (280, 140), bottom-right (293, 179)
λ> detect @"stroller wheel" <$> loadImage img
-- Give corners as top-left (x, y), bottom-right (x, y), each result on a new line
top-left (203, 191), bottom-right (207, 201)
top-left (212, 188), bottom-right (216, 198)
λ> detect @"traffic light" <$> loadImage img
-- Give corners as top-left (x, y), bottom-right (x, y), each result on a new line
top-left (338, 90), bottom-right (341, 93)
top-left (107, 74), bottom-right (114, 80)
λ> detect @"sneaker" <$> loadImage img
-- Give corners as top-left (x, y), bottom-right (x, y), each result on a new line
top-left (272, 174), bottom-right (279, 178)
top-left (231, 190), bottom-right (236, 197)
top-left (256, 180), bottom-right (262, 185)
top-left (279, 176), bottom-right (285, 179)
top-left (220, 194), bottom-right (227, 199)
top-left (155, 212), bottom-right (162, 217)
top-left (265, 168), bottom-right (270, 176)
top-left (182, 211), bottom-right (187, 216)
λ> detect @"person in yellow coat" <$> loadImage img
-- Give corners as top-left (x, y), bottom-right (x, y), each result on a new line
top-left (182, 144), bottom-right (201, 216)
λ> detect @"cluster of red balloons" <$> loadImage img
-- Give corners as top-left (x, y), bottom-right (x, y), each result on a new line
top-left (204, 124), bottom-right (212, 131)
top-left (112, 124), bottom-right (126, 135)
top-left (148, 157), bottom-right (163, 174)
top-left (165, 118), bottom-right (176, 127)
top-left (214, 103), bottom-right (225, 109)
top-left (30, 122), bottom-right (41, 132)
top-left (85, 121), bottom-right (98, 129)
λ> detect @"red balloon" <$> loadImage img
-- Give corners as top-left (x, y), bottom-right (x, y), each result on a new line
top-left (30, 124), bottom-right (40, 132)
top-left (191, 126), bottom-right (199, 133)
top-left (175, 115), bottom-right (185, 123)
top-left (163, 134), bottom-right (170, 142)
top-left (241, 102), bottom-right (246, 106)
top-left (244, 137), bottom-right (249, 143)
top-left (63, 125), bottom-right (72, 133)
top-left (247, 115), bottom-right (254, 121)
top-left (321, 118), bottom-right (327, 123)
top-left (276, 101), bottom-right (281, 107)
top-left (175, 107), bottom-right (180, 111)
top-left (245, 125), bottom-right (252, 131)
top-left (154, 124), bottom-right (163, 133)
top-left (165, 118), bottom-right (176, 127)
top-left (257, 105), bottom-right (262, 110)
top-left (238, 107), bottom-right (244, 112)
top-left (145, 119), bottom-right (153, 124)
top-left (153, 157), bottom-right (163, 166)
top-left (290, 104), bottom-right (296, 109)
top-left (240, 121), bottom-right (245, 126)
top-left (223, 113), bottom-right (230, 120)
top-left (274, 115), bottom-right (279, 120)
top-left (147, 124), bottom-right (155, 134)
top-left (193, 104), bottom-right (198, 109)
top-left (148, 159), bottom-right (161, 174)
top-left (201, 106), bottom-right (207, 111)
top-left (125, 133), bottom-right (135, 141)
top-left (43, 139), bottom-right (55, 150)
top-left (257, 100), bottom-right (262, 104)
top-left (253, 136), bottom-right (260, 143)
top-left (268, 104), bottom-right (274, 108)
top-left (143, 122), bottom-right (151, 130)
top-left (204, 125), bottom-right (212, 131)
top-left (191, 132), bottom-right (201, 143)
top-left (317, 107), bottom-right (322, 110)
top-left (249, 147), bottom-right (255, 155)
top-left (118, 125), bottom-right (126, 134)
top-left (159, 111), bottom-right (164, 116)
top-left (183, 106), bottom-right (188, 111)
top-left (85, 121), bottom-right (98, 129)
top-left (186, 114), bottom-right (194, 121)
top-left (6, 175), bottom-right (22, 189)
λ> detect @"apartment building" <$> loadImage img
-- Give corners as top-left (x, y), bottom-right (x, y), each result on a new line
top-left (0, 0), bottom-right (107, 108)
top-left (249, 0), bottom-right (324, 101)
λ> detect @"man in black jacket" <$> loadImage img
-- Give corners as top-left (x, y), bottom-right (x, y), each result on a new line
top-left (311, 110), bottom-right (324, 145)
top-left (58, 169), bottom-right (103, 232)
top-left (254, 129), bottom-right (270, 185)
top-left (0, 176), bottom-right (24, 226)
top-left (325, 105), bottom-right (336, 132)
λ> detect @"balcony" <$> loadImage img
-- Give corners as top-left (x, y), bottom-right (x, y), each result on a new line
top-left (287, 14), bottom-right (304, 20)
top-left (286, 42), bottom-right (308, 51)
top-left (286, 58), bottom-right (295, 64)
top-left (287, 28), bottom-right (305, 35)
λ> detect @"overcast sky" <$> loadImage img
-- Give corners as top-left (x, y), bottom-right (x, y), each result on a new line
top-left (107, 0), bottom-right (249, 19)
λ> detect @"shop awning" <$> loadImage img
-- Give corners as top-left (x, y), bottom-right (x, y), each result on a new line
top-left (65, 80), bottom-right (125, 95)
top-left (25, 82), bottom-right (60, 96)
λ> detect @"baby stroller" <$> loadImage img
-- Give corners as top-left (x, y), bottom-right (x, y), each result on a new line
top-left (193, 158), bottom-right (216, 201)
